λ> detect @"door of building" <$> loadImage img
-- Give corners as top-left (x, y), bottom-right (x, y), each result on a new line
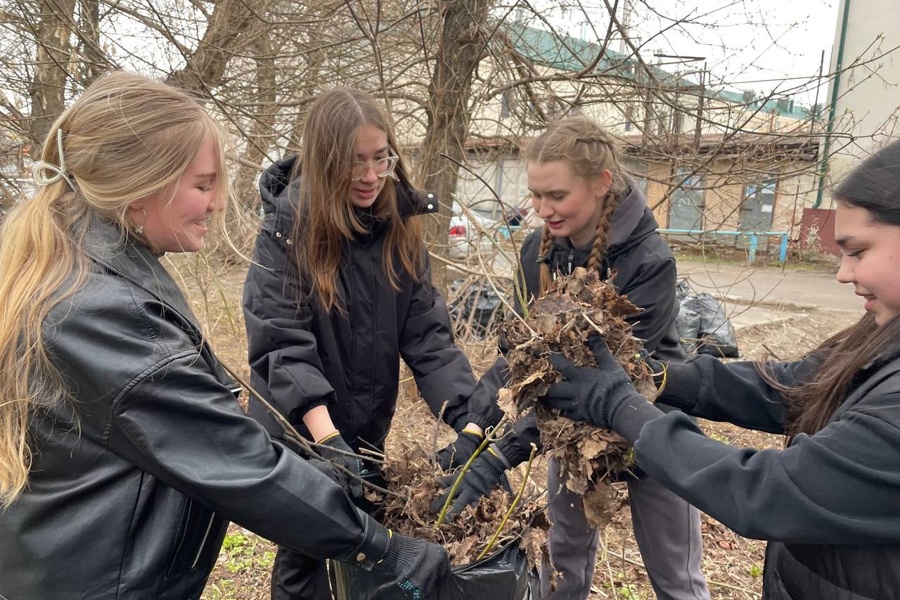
top-left (739, 180), bottom-right (776, 232)
top-left (667, 171), bottom-right (704, 238)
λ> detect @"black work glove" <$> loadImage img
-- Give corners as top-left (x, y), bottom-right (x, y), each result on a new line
top-left (637, 349), bottom-right (666, 391)
top-left (434, 429), bottom-right (483, 471)
top-left (317, 432), bottom-right (364, 502)
top-left (378, 531), bottom-right (451, 599)
top-left (542, 336), bottom-right (644, 430)
top-left (306, 456), bottom-right (342, 484)
top-left (430, 445), bottom-right (508, 517)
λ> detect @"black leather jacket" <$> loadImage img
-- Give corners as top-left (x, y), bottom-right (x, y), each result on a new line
top-left (243, 156), bottom-right (476, 449)
top-left (0, 218), bottom-right (389, 600)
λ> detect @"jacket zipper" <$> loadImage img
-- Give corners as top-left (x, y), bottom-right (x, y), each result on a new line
top-left (191, 513), bottom-right (216, 570)
top-left (367, 249), bottom-right (377, 415)
top-left (566, 249), bottom-right (575, 275)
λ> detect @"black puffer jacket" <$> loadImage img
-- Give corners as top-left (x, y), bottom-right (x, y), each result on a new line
top-left (0, 219), bottom-right (390, 600)
top-left (642, 349), bottom-right (900, 599)
top-left (467, 181), bottom-right (684, 463)
top-left (243, 156), bottom-right (476, 449)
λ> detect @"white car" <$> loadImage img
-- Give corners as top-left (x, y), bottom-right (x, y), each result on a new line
top-left (448, 202), bottom-right (498, 260)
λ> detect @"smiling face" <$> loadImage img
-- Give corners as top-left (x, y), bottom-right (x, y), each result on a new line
top-left (835, 201), bottom-right (900, 325)
top-left (347, 124), bottom-right (390, 209)
top-left (131, 138), bottom-right (222, 254)
top-left (527, 160), bottom-right (612, 248)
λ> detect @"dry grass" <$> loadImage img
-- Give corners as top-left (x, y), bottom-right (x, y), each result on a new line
top-left (169, 255), bottom-right (860, 600)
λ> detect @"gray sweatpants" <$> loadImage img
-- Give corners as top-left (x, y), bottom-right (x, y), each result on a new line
top-left (539, 459), bottom-right (711, 600)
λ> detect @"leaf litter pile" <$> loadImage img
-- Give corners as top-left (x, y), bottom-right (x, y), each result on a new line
top-left (369, 267), bottom-right (656, 570)
top-left (372, 441), bottom-right (549, 567)
top-left (505, 267), bottom-right (658, 528)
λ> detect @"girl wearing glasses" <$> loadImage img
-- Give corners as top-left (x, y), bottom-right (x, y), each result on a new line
top-left (242, 87), bottom-right (478, 600)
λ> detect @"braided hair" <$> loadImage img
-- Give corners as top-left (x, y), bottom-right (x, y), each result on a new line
top-left (525, 116), bottom-right (628, 295)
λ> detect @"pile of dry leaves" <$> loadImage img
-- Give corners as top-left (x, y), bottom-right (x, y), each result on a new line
top-left (504, 267), bottom-right (657, 528)
top-left (372, 441), bottom-right (549, 567)
top-left (370, 267), bottom-right (655, 568)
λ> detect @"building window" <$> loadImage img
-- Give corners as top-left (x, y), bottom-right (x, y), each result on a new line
top-left (673, 111), bottom-right (684, 133)
top-left (500, 90), bottom-right (512, 119)
top-left (740, 178), bottom-right (778, 231)
top-left (622, 158), bottom-right (647, 191)
top-left (667, 168), bottom-right (705, 232)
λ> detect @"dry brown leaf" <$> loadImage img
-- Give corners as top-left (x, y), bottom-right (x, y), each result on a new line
top-left (504, 267), bottom-right (656, 529)
top-left (371, 440), bottom-right (548, 568)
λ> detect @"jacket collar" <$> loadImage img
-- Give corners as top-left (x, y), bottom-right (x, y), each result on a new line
top-left (83, 217), bottom-right (203, 336)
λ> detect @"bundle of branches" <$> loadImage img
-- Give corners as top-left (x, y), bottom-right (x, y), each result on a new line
top-left (504, 267), bottom-right (658, 528)
top-left (371, 440), bottom-right (549, 568)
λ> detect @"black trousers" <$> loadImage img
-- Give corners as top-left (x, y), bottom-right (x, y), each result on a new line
top-left (271, 549), bottom-right (332, 600)
top-left (271, 464), bottom-right (387, 600)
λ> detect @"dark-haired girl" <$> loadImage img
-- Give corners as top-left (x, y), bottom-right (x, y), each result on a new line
top-left (540, 139), bottom-right (900, 599)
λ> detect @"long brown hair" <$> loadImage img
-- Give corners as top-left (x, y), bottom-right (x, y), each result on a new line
top-left (291, 87), bottom-right (424, 313)
top-left (0, 71), bottom-right (229, 508)
top-left (525, 116), bottom-right (628, 295)
top-left (776, 140), bottom-right (900, 436)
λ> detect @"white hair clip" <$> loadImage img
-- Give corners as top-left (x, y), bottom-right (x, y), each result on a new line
top-left (32, 129), bottom-right (76, 190)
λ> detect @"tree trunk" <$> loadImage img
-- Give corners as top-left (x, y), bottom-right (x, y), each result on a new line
top-left (77, 0), bottom-right (106, 87)
top-left (418, 0), bottom-right (493, 290)
top-left (166, 0), bottom-right (260, 97)
top-left (29, 0), bottom-right (77, 149)
top-left (232, 37), bottom-right (278, 211)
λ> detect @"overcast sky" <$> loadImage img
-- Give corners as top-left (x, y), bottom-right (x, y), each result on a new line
top-left (526, 0), bottom-right (841, 106)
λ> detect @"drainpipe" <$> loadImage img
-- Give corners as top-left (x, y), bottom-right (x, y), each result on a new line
top-left (814, 0), bottom-right (852, 208)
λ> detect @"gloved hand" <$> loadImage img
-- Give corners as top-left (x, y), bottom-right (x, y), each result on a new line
top-left (317, 432), bottom-right (364, 502)
top-left (636, 348), bottom-right (666, 389)
top-left (430, 445), bottom-right (508, 517)
top-left (434, 429), bottom-right (483, 471)
top-left (378, 531), bottom-right (450, 599)
top-left (306, 456), bottom-right (342, 484)
top-left (541, 336), bottom-right (644, 430)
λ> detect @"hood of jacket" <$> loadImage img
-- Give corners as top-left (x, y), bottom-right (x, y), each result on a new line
top-left (258, 155), bottom-right (439, 234)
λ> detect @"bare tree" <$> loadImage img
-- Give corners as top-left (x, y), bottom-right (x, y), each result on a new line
top-left (28, 0), bottom-right (77, 148)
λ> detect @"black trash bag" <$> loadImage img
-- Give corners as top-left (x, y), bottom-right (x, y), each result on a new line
top-left (674, 303), bottom-right (702, 354)
top-left (675, 279), bottom-right (694, 302)
top-left (331, 538), bottom-right (539, 600)
top-left (681, 293), bottom-right (740, 358)
top-left (447, 278), bottom-right (505, 338)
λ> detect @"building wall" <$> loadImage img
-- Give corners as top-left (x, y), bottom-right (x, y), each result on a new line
top-left (454, 149), bottom-right (818, 259)
top-left (823, 0), bottom-right (900, 204)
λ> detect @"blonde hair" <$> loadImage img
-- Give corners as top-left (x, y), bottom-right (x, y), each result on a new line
top-left (0, 71), bottom-right (229, 507)
top-left (525, 116), bottom-right (628, 295)
top-left (292, 87), bottom-right (424, 313)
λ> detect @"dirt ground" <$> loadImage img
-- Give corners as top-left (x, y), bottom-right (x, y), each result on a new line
top-left (175, 256), bottom-right (860, 600)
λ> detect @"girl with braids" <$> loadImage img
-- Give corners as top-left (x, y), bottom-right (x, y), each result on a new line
top-left (434, 116), bottom-right (711, 600)
top-left (242, 87), bottom-right (477, 600)
top-left (0, 72), bottom-right (449, 600)
top-left (539, 140), bottom-right (900, 600)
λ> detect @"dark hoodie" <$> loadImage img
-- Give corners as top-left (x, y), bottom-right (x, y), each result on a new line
top-left (242, 156), bottom-right (476, 450)
top-left (467, 178), bottom-right (684, 464)
top-left (626, 346), bottom-right (900, 599)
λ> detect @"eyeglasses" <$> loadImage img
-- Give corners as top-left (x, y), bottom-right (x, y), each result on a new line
top-left (350, 154), bottom-right (399, 181)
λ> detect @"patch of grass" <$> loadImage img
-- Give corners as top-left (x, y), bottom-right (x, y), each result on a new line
top-left (618, 583), bottom-right (643, 600)
top-left (219, 531), bottom-right (275, 574)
